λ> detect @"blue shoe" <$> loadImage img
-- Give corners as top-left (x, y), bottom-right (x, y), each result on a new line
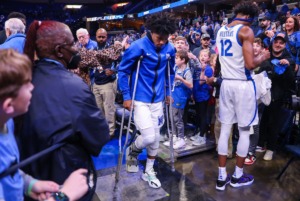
top-left (230, 174), bottom-right (254, 188)
top-left (216, 174), bottom-right (231, 191)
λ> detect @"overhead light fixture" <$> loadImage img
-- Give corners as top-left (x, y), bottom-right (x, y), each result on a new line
top-left (64, 5), bottom-right (82, 9)
top-left (116, 2), bottom-right (129, 7)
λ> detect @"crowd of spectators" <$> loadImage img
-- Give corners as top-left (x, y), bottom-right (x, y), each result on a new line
top-left (0, 0), bottom-right (300, 199)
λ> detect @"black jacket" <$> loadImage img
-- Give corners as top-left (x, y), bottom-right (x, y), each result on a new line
top-left (258, 49), bottom-right (295, 102)
top-left (20, 60), bottom-right (110, 201)
top-left (93, 42), bottom-right (116, 85)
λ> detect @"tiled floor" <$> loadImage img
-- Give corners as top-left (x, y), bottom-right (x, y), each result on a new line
top-left (94, 145), bottom-right (300, 201)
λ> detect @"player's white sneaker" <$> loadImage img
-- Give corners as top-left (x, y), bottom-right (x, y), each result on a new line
top-left (141, 168), bottom-right (161, 188)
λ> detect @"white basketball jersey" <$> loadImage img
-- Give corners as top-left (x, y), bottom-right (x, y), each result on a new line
top-left (216, 24), bottom-right (252, 80)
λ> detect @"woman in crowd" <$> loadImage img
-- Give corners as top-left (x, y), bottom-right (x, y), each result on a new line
top-left (284, 16), bottom-right (300, 73)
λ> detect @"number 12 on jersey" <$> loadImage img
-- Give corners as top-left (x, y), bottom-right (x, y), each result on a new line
top-left (220, 39), bottom-right (233, 57)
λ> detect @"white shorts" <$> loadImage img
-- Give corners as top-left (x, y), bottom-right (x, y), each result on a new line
top-left (219, 80), bottom-right (258, 127)
top-left (133, 101), bottom-right (164, 130)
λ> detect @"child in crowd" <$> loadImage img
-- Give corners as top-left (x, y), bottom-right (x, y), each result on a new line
top-left (0, 49), bottom-right (87, 201)
top-left (190, 49), bottom-right (213, 146)
top-left (206, 54), bottom-right (234, 158)
top-left (253, 38), bottom-right (264, 73)
top-left (206, 54), bottom-right (218, 137)
top-left (162, 36), bottom-right (200, 144)
top-left (245, 38), bottom-right (265, 165)
top-left (167, 50), bottom-right (193, 149)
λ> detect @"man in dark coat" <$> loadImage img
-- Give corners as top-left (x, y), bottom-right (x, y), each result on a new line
top-left (19, 20), bottom-right (110, 201)
top-left (257, 33), bottom-right (295, 161)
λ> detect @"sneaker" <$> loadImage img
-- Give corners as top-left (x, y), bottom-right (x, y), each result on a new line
top-left (230, 174), bottom-right (254, 188)
top-left (190, 132), bottom-right (200, 141)
top-left (263, 150), bottom-right (273, 161)
top-left (163, 135), bottom-right (177, 146)
top-left (192, 136), bottom-right (206, 146)
top-left (216, 174), bottom-right (231, 191)
top-left (173, 138), bottom-right (186, 149)
top-left (141, 168), bottom-right (161, 188)
top-left (244, 153), bottom-right (257, 165)
top-left (255, 146), bottom-right (266, 152)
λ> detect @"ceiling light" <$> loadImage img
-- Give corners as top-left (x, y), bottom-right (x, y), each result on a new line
top-left (116, 3), bottom-right (129, 7)
top-left (64, 5), bottom-right (82, 9)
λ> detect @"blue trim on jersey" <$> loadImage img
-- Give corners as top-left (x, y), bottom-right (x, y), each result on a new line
top-left (236, 25), bottom-right (243, 46)
top-left (243, 70), bottom-right (257, 126)
top-left (244, 68), bottom-right (252, 81)
top-left (247, 79), bottom-right (258, 126)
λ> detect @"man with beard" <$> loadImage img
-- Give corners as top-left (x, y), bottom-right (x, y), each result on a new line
top-left (215, 1), bottom-right (270, 191)
top-left (257, 33), bottom-right (295, 161)
top-left (255, 13), bottom-right (273, 47)
top-left (92, 28), bottom-right (118, 138)
top-left (192, 33), bottom-right (216, 58)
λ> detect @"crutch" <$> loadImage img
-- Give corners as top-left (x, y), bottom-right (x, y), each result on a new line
top-left (166, 54), bottom-right (176, 172)
top-left (115, 56), bottom-right (143, 182)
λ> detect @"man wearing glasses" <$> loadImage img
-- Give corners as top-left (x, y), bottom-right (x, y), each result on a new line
top-left (20, 20), bottom-right (110, 201)
top-left (75, 28), bottom-right (97, 85)
top-left (76, 28), bottom-right (97, 49)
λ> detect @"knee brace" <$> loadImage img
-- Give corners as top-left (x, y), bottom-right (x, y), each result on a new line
top-left (217, 124), bottom-right (232, 156)
top-left (146, 128), bottom-right (160, 156)
top-left (236, 126), bottom-right (250, 157)
top-left (135, 127), bottom-right (156, 149)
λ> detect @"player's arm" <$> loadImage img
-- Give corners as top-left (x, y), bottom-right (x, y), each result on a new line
top-left (240, 26), bottom-right (270, 70)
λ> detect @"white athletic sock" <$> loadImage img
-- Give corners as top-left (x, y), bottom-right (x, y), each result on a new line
top-left (233, 166), bottom-right (243, 178)
top-left (218, 167), bottom-right (227, 181)
top-left (145, 158), bottom-right (155, 173)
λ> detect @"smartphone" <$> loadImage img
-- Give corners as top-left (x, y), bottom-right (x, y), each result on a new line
top-left (223, 18), bottom-right (228, 24)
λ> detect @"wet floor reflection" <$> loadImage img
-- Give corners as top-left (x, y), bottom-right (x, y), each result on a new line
top-left (94, 148), bottom-right (300, 201)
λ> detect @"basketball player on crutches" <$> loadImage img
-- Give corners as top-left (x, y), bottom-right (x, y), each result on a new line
top-left (118, 13), bottom-right (177, 189)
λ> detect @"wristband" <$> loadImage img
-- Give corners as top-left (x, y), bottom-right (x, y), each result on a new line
top-left (27, 179), bottom-right (38, 196)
